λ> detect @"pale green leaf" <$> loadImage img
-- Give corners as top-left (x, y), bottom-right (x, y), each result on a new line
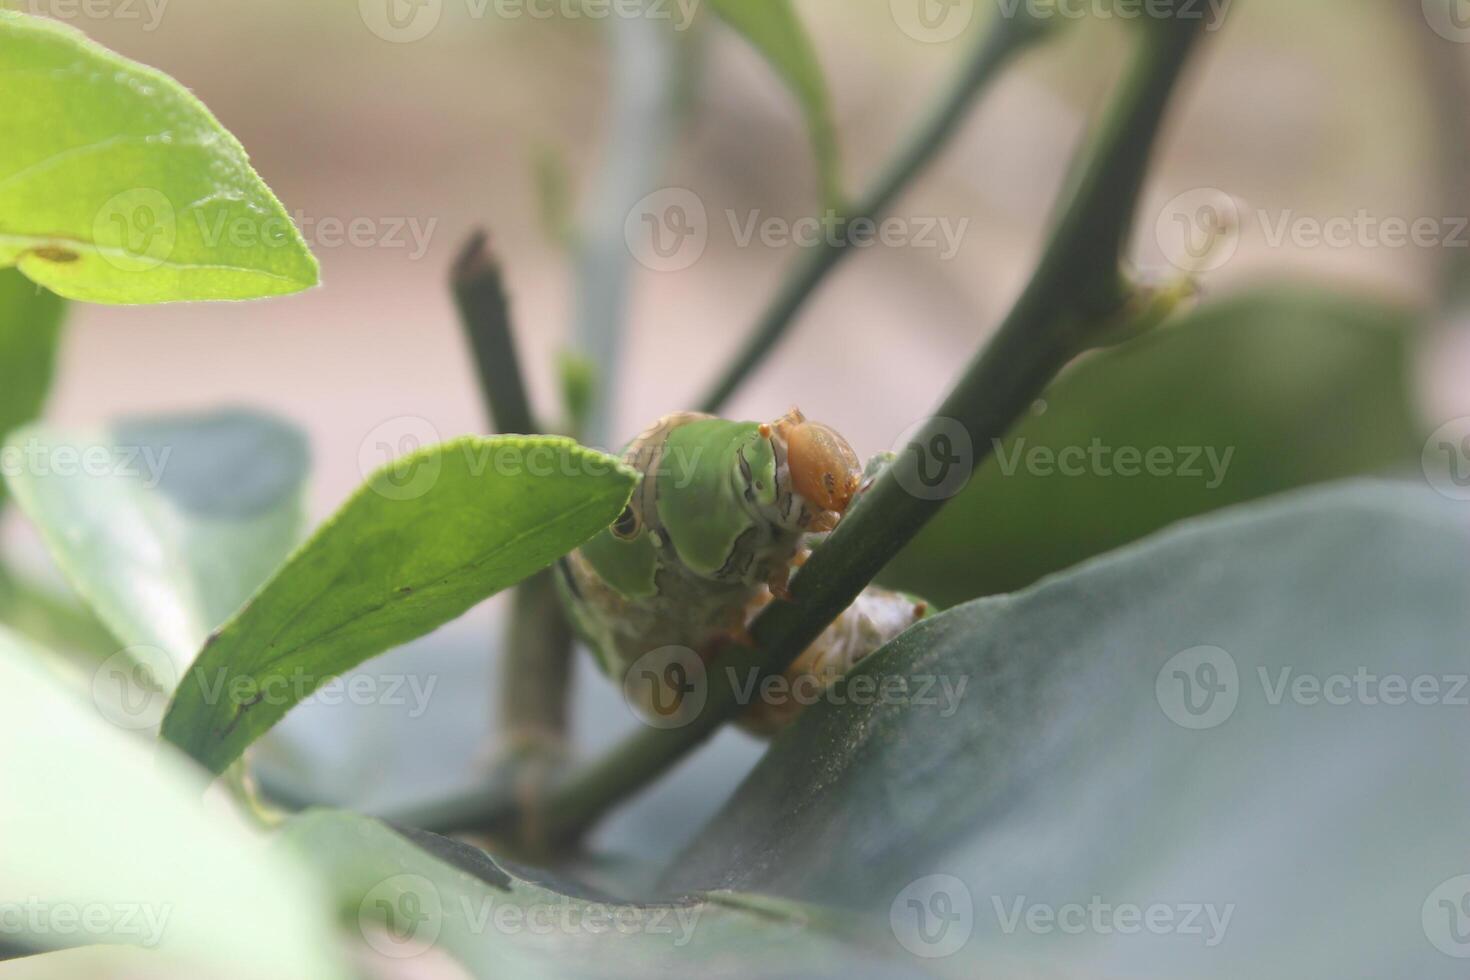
top-left (0, 625), bottom-right (349, 979)
top-left (0, 13), bottom-right (318, 303)
top-left (2, 411), bottom-right (309, 678)
top-left (161, 436), bottom-right (636, 775)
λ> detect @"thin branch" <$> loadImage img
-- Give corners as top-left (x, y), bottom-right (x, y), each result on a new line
top-left (452, 232), bottom-right (538, 436)
top-left (452, 232), bottom-right (575, 836)
top-left (696, 11), bottom-right (1051, 414)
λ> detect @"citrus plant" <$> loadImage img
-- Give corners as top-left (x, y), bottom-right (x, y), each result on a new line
top-left (1, 4), bottom-right (1463, 978)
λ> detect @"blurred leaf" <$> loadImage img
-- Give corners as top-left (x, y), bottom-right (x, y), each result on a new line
top-left (0, 14), bottom-right (318, 303)
top-left (0, 268), bottom-right (65, 511)
top-left (534, 143), bottom-right (576, 250)
top-left (0, 565), bottom-right (117, 662)
top-left (280, 810), bottom-right (921, 979)
top-left (0, 625), bottom-right (349, 979)
top-left (559, 350), bottom-right (598, 437)
top-left (881, 286), bottom-right (1422, 606)
top-left (667, 481), bottom-right (1470, 975)
top-left (161, 436), bottom-right (635, 776)
top-left (2, 410), bottom-right (310, 674)
top-left (707, 0), bottom-right (844, 211)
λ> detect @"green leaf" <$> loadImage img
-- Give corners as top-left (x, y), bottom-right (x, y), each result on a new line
top-left (0, 268), bottom-right (65, 511)
top-left (0, 626), bottom-right (350, 978)
top-left (280, 810), bottom-right (920, 979)
top-left (0, 13), bottom-right (318, 303)
top-left (2, 411), bottom-right (309, 677)
top-left (667, 481), bottom-right (1470, 973)
top-left (707, 0), bottom-right (844, 211)
top-left (0, 565), bottom-right (117, 663)
top-left (161, 436), bottom-right (636, 776)
top-left (880, 286), bottom-right (1422, 606)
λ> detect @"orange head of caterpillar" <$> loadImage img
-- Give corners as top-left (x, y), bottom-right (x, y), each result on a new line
top-left (762, 408), bottom-right (862, 518)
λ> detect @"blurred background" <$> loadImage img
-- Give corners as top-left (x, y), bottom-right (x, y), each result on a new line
top-left (4, 0), bottom-right (1467, 860)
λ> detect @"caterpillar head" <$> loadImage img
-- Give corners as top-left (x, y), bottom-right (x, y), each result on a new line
top-left (765, 409), bottom-right (862, 518)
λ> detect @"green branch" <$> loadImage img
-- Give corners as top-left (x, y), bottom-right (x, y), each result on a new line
top-left (697, 11), bottom-right (1051, 414)
top-left (452, 232), bottom-right (575, 839)
top-left (452, 232), bottom-right (538, 436)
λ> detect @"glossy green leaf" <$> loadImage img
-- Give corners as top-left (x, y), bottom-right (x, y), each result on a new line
top-left (0, 268), bottom-right (65, 511)
top-left (2, 411), bottom-right (310, 680)
top-left (707, 0), bottom-right (844, 211)
top-left (880, 286), bottom-right (1422, 606)
top-left (280, 810), bottom-right (919, 979)
top-left (161, 436), bottom-right (636, 776)
top-left (0, 626), bottom-right (349, 978)
top-left (668, 481), bottom-right (1470, 975)
top-left (0, 14), bottom-right (318, 303)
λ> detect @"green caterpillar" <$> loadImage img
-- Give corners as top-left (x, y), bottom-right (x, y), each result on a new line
top-left (559, 409), bottom-right (928, 734)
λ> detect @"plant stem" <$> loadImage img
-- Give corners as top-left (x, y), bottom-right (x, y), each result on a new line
top-left (500, 568), bottom-right (575, 744)
top-left (452, 233), bottom-right (575, 781)
top-left (1402, 0), bottom-right (1470, 311)
top-left (571, 10), bottom-right (676, 445)
top-left (696, 11), bottom-right (1051, 415)
top-left (453, 232), bottom-right (537, 436)
top-left (535, 16), bottom-right (1209, 845)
